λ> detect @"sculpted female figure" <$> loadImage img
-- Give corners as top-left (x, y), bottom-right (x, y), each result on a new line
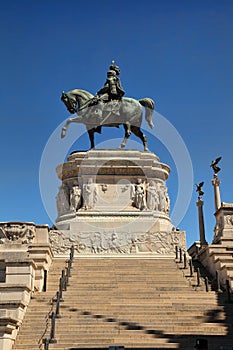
top-left (70, 182), bottom-right (82, 212)
top-left (83, 179), bottom-right (97, 210)
top-left (147, 180), bottom-right (159, 211)
top-left (134, 179), bottom-right (147, 211)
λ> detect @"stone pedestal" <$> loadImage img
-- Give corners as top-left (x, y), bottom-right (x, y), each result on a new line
top-left (213, 202), bottom-right (233, 244)
top-left (0, 222), bottom-right (53, 350)
top-left (52, 150), bottom-right (186, 256)
top-left (189, 202), bottom-right (233, 290)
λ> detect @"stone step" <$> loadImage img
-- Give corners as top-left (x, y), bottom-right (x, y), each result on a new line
top-left (56, 298), bottom-right (218, 304)
top-left (58, 304), bottom-right (226, 311)
top-left (20, 318), bottom-right (229, 328)
top-left (64, 277), bottom-right (187, 282)
top-left (71, 267), bottom-right (183, 270)
top-left (58, 295), bottom-right (217, 300)
top-left (215, 257), bottom-right (233, 264)
top-left (52, 280), bottom-right (190, 284)
top-left (43, 292), bottom-right (221, 299)
top-left (18, 319), bottom-right (227, 329)
top-left (53, 305), bottom-right (220, 312)
top-left (14, 337), bottom-right (233, 350)
top-left (60, 291), bottom-right (217, 296)
top-left (19, 311), bottom-right (224, 319)
top-left (51, 323), bottom-right (230, 331)
top-left (15, 343), bottom-right (180, 350)
top-left (67, 274), bottom-right (191, 278)
top-left (59, 287), bottom-right (197, 293)
top-left (15, 335), bottom-right (177, 344)
top-left (66, 272), bottom-right (195, 278)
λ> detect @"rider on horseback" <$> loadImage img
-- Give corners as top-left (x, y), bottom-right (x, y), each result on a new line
top-left (79, 61), bottom-right (129, 135)
top-left (96, 61), bottom-right (125, 102)
top-left (93, 61), bottom-right (131, 135)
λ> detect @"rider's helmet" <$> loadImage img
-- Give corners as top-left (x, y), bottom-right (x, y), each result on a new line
top-left (109, 60), bottom-right (120, 75)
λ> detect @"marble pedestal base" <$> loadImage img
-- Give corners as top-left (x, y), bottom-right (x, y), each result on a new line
top-left (52, 150), bottom-right (186, 256)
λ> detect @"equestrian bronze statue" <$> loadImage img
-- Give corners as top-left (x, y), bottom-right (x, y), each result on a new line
top-left (61, 61), bottom-right (155, 151)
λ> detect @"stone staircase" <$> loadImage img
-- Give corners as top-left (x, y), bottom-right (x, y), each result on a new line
top-left (189, 242), bottom-right (233, 291)
top-left (12, 258), bottom-right (67, 350)
top-left (13, 257), bottom-right (233, 350)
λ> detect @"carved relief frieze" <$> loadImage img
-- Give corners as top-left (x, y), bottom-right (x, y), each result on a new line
top-left (50, 229), bottom-right (185, 255)
top-left (56, 176), bottom-right (171, 219)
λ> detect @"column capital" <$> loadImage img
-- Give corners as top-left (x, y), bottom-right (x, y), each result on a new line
top-left (212, 174), bottom-right (220, 186)
top-left (196, 199), bottom-right (204, 207)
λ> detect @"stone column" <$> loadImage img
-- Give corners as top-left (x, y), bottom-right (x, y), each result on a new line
top-left (196, 198), bottom-right (207, 246)
top-left (212, 174), bottom-right (221, 212)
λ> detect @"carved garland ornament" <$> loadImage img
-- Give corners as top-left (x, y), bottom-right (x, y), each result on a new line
top-left (225, 215), bottom-right (233, 226)
top-left (0, 223), bottom-right (36, 244)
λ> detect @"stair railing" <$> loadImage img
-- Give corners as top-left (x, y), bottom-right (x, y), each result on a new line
top-left (216, 270), bottom-right (222, 293)
top-left (189, 259), bottom-right (193, 277)
top-left (41, 245), bottom-right (75, 349)
top-left (38, 293), bottom-right (56, 350)
top-left (226, 279), bottom-right (232, 303)
top-left (175, 246), bottom-right (229, 294)
top-left (175, 246), bottom-right (211, 292)
top-left (183, 252), bottom-right (187, 269)
top-left (204, 276), bottom-right (209, 292)
top-left (175, 245), bottom-right (179, 260)
top-left (196, 267), bottom-right (201, 287)
top-left (179, 247), bottom-right (183, 263)
top-left (175, 246), bottom-right (188, 270)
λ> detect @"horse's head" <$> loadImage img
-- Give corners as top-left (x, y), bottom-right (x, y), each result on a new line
top-left (61, 91), bottom-right (77, 114)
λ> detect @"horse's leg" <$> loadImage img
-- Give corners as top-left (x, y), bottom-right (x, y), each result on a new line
top-left (61, 117), bottom-right (79, 138)
top-left (88, 128), bottom-right (95, 149)
top-left (119, 124), bottom-right (131, 149)
top-left (131, 126), bottom-right (149, 151)
top-left (125, 121), bottom-right (131, 136)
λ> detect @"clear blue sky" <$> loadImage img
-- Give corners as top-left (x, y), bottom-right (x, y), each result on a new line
top-left (0, 0), bottom-right (233, 247)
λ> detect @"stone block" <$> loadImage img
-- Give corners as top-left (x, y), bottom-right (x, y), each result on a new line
top-left (0, 289), bottom-right (30, 305)
top-left (5, 273), bottom-right (33, 286)
top-left (34, 225), bottom-right (50, 244)
top-left (6, 264), bottom-right (34, 275)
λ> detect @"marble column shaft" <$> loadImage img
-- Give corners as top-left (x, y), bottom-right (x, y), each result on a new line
top-left (196, 198), bottom-right (207, 246)
top-left (212, 175), bottom-right (221, 212)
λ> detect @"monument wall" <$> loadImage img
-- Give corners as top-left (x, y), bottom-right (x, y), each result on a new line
top-left (0, 223), bottom-right (52, 349)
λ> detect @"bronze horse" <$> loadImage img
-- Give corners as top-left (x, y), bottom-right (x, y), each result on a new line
top-left (61, 89), bottom-right (155, 151)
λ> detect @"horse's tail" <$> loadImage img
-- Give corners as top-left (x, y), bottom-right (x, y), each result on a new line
top-left (139, 98), bottom-right (155, 129)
